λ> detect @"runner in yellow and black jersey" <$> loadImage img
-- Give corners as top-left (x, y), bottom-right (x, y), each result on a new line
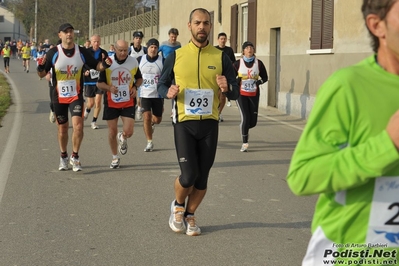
top-left (158, 8), bottom-right (239, 236)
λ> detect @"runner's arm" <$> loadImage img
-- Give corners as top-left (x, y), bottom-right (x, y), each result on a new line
top-left (222, 53), bottom-right (239, 100)
top-left (37, 47), bottom-right (56, 78)
top-left (157, 51), bottom-right (175, 98)
top-left (286, 75), bottom-right (399, 196)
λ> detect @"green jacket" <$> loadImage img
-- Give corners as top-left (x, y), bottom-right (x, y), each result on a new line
top-left (287, 55), bottom-right (399, 265)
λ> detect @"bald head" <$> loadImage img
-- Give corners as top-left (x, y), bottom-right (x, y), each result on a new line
top-left (114, 40), bottom-right (129, 60)
top-left (115, 40), bottom-right (128, 50)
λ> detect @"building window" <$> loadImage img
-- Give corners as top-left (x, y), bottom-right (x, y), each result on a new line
top-left (0, 16), bottom-right (4, 23)
top-left (241, 4), bottom-right (248, 44)
top-left (310, 0), bottom-right (334, 49)
top-left (230, 0), bottom-right (257, 53)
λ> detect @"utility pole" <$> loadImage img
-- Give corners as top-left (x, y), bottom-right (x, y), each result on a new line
top-left (34, 0), bottom-right (37, 42)
top-left (89, 0), bottom-right (95, 37)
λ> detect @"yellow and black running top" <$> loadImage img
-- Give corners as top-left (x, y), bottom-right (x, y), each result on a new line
top-left (157, 41), bottom-right (239, 123)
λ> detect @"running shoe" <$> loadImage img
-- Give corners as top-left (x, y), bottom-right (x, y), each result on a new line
top-left (151, 123), bottom-right (155, 134)
top-left (169, 200), bottom-right (186, 233)
top-left (240, 143), bottom-right (249, 152)
top-left (226, 101), bottom-right (231, 107)
top-left (219, 114), bottom-right (224, 122)
top-left (110, 157), bottom-right (120, 169)
top-left (144, 142), bottom-right (154, 152)
top-left (185, 215), bottom-right (201, 236)
top-left (69, 156), bottom-right (82, 172)
top-left (91, 122), bottom-right (99, 129)
top-left (117, 131), bottom-right (128, 155)
top-left (83, 109), bottom-right (89, 121)
top-left (135, 106), bottom-right (143, 120)
top-left (58, 157), bottom-right (68, 171)
top-left (26, 70), bottom-right (29, 73)
top-left (49, 111), bottom-right (56, 123)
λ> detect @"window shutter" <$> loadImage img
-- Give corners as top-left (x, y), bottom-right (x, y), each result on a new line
top-left (218, 0), bottom-right (222, 24)
top-left (247, 0), bottom-right (257, 50)
top-left (322, 0), bottom-right (334, 49)
top-left (310, 0), bottom-right (322, 49)
top-left (230, 4), bottom-right (238, 53)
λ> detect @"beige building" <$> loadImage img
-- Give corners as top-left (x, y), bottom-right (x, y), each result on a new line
top-left (0, 5), bottom-right (29, 43)
top-left (158, 0), bottom-right (373, 119)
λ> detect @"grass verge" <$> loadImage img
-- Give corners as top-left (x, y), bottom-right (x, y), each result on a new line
top-left (0, 74), bottom-right (11, 127)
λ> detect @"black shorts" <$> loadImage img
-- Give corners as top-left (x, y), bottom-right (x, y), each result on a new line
top-left (52, 95), bottom-right (84, 125)
top-left (3, 57), bottom-right (9, 67)
top-left (84, 85), bottom-right (103, 98)
top-left (174, 119), bottom-right (219, 190)
top-left (103, 105), bottom-right (135, 120)
top-left (140, 98), bottom-right (164, 117)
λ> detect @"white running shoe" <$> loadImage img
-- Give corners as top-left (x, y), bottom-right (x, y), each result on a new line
top-left (151, 123), bottom-right (155, 134)
top-left (83, 109), bottom-right (89, 121)
top-left (144, 142), bottom-right (154, 152)
top-left (226, 101), bottom-right (231, 107)
top-left (117, 131), bottom-right (128, 155)
top-left (69, 156), bottom-right (82, 172)
top-left (58, 157), bottom-right (68, 171)
top-left (219, 114), bottom-right (224, 122)
top-left (49, 111), bottom-right (56, 123)
top-left (135, 106), bottom-right (143, 120)
top-left (185, 215), bottom-right (201, 236)
top-left (169, 200), bottom-right (186, 233)
top-left (91, 122), bottom-right (99, 129)
top-left (240, 143), bottom-right (249, 152)
top-left (110, 157), bottom-right (120, 169)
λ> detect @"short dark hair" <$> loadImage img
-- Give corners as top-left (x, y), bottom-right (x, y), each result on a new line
top-left (168, 28), bottom-right (179, 35)
top-left (218, 32), bottom-right (227, 39)
top-left (361, 0), bottom-right (397, 52)
top-left (188, 8), bottom-right (211, 23)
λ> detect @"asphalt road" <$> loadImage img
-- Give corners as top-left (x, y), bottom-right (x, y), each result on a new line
top-left (0, 58), bottom-right (317, 266)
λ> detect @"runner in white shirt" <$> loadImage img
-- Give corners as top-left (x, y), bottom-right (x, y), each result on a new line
top-left (137, 38), bottom-right (164, 152)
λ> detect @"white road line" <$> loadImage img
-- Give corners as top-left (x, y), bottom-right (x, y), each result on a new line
top-left (258, 112), bottom-right (305, 131)
top-left (0, 71), bottom-right (22, 203)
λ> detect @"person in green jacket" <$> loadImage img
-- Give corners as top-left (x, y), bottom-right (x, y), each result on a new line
top-left (287, 0), bottom-right (399, 265)
top-left (1, 43), bottom-right (11, 73)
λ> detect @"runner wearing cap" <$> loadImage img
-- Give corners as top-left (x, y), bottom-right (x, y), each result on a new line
top-left (137, 38), bottom-right (164, 152)
top-left (129, 31), bottom-right (147, 59)
top-left (36, 23), bottom-right (112, 172)
top-left (233, 41), bottom-right (268, 152)
top-left (129, 31), bottom-right (148, 121)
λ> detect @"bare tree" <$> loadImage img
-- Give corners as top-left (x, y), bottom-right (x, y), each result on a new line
top-left (7, 0), bottom-right (157, 44)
